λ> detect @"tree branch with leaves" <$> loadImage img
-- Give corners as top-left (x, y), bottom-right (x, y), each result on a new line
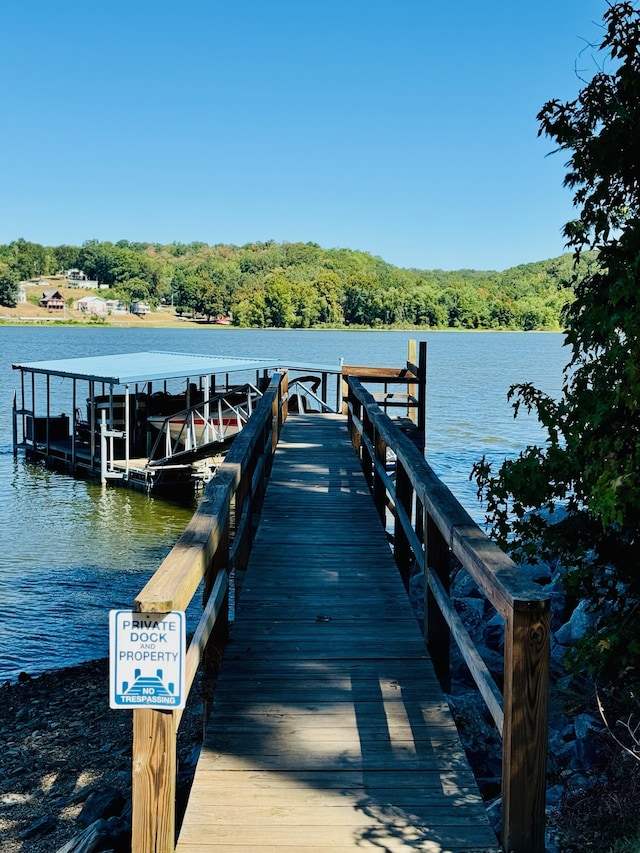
top-left (474, 1), bottom-right (640, 692)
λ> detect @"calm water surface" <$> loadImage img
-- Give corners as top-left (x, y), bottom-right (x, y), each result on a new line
top-left (0, 326), bottom-right (567, 681)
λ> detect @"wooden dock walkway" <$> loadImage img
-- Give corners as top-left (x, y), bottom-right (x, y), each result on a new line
top-left (175, 413), bottom-right (500, 852)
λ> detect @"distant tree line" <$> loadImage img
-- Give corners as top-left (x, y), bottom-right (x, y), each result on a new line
top-left (0, 237), bottom-right (597, 329)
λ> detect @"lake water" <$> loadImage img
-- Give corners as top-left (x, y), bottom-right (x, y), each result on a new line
top-left (0, 326), bottom-right (567, 681)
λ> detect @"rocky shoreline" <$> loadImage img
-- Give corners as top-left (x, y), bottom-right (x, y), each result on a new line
top-left (0, 659), bottom-right (203, 853)
top-left (429, 557), bottom-right (640, 852)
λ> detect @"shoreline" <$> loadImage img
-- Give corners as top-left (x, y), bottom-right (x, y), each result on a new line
top-left (0, 316), bottom-right (563, 332)
top-left (0, 657), bottom-right (203, 853)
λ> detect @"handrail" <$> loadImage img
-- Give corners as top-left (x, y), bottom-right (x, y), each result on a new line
top-left (346, 377), bottom-right (549, 853)
top-left (130, 371), bottom-right (288, 853)
top-left (288, 377), bottom-right (335, 413)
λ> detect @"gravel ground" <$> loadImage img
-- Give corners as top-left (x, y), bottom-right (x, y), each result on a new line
top-left (0, 659), bottom-right (204, 853)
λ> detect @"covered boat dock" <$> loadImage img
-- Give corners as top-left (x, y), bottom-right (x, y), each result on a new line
top-left (11, 351), bottom-right (343, 495)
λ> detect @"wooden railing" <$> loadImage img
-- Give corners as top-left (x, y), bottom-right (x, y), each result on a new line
top-left (129, 371), bottom-right (288, 853)
top-left (341, 339), bottom-right (427, 438)
top-left (346, 377), bottom-right (550, 853)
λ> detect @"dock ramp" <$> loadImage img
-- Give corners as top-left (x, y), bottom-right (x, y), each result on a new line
top-left (175, 414), bottom-right (499, 852)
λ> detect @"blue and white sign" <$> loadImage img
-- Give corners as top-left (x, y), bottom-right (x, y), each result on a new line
top-left (109, 610), bottom-right (186, 710)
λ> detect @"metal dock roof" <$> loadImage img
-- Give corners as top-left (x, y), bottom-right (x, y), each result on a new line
top-left (11, 351), bottom-right (340, 385)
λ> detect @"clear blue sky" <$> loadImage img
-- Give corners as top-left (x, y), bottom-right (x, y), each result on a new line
top-left (1, 0), bottom-right (611, 271)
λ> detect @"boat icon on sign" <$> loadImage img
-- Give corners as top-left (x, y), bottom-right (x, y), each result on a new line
top-left (121, 668), bottom-right (175, 697)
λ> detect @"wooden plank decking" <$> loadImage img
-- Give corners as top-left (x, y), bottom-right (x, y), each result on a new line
top-left (176, 413), bottom-right (500, 853)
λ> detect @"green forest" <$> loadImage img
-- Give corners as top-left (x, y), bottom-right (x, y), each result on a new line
top-left (0, 237), bottom-right (597, 330)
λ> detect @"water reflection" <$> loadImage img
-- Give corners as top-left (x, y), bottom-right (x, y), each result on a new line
top-left (0, 454), bottom-right (194, 681)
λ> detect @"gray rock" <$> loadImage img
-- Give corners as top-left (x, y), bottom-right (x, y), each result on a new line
top-left (519, 557), bottom-right (552, 584)
top-left (453, 597), bottom-right (485, 642)
top-left (452, 569), bottom-right (482, 598)
top-left (546, 784), bottom-right (563, 808)
top-left (541, 573), bottom-right (569, 631)
top-left (550, 641), bottom-right (567, 671)
top-left (78, 788), bottom-right (125, 827)
top-left (554, 599), bottom-right (594, 646)
top-left (485, 796), bottom-right (502, 833)
top-left (574, 712), bottom-right (601, 740)
top-left (483, 612), bottom-right (504, 652)
top-left (55, 816), bottom-right (129, 853)
top-left (19, 814), bottom-right (56, 840)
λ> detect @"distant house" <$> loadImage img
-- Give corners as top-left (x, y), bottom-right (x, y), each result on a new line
top-left (76, 295), bottom-right (107, 316)
top-left (105, 299), bottom-right (128, 314)
top-left (65, 269), bottom-right (99, 289)
top-left (40, 289), bottom-right (65, 312)
top-left (66, 268), bottom-right (87, 280)
top-left (131, 301), bottom-right (151, 316)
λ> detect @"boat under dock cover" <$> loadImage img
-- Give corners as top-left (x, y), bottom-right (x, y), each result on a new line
top-left (11, 350), bottom-right (344, 497)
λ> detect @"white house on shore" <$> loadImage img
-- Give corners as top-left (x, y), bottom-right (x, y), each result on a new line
top-left (76, 295), bottom-right (108, 316)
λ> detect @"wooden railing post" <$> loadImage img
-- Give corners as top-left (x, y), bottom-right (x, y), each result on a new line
top-left (417, 341), bottom-right (427, 448)
top-left (425, 510), bottom-right (451, 692)
top-left (280, 369), bottom-right (289, 424)
top-left (203, 521), bottom-right (229, 724)
top-left (501, 605), bottom-right (550, 853)
top-left (348, 389), bottom-right (362, 458)
top-left (393, 460), bottom-right (412, 591)
top-left (373, 427), bottom-right (387, 524)
top-left (231, 462), bottom-right (251, 602)
top-left (361, 409), bottom-right (374, 490)
top-left (132, 708), bottom-right (177, 853)
top-left (407, 340), bottom-right (416, 422)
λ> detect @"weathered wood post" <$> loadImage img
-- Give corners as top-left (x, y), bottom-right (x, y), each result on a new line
top-left (361, 408), bottom-right (374, 491)
top-left (424, 509), bottom-right (451, 691)
top-left (203, 496), bottom-right (230, 726)
top-left (269, 371), bottom-right (285, 472)
top-left (373, 425), bottom-right (387, 524)
top-left (501, 603), bottom-right (550, 853)
top-left (393, 460), bottom-right (413, 591)
top-left (348, 386), bottom-right (362, 458)
top-left (278, 371), bottom-right (289, 422)
top-left (231, 458), bottom-right (251, 601)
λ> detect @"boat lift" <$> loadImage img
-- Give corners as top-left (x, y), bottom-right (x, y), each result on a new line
top-left (146, 383), bottom-right (263, 465)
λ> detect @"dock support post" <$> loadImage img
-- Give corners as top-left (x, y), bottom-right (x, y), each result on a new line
top-left (89, 381), bottom-right (96, 471)
top-left (100, 410), bottom-right (107, 485)
top-left (124, 384), bottom-right (130, 479)
top-left (72, 380), bottom-right (77, 468)
top-left (12, 392), bottom-right (18, 457)
top-left (46, 374), bottom-right (51, 457)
